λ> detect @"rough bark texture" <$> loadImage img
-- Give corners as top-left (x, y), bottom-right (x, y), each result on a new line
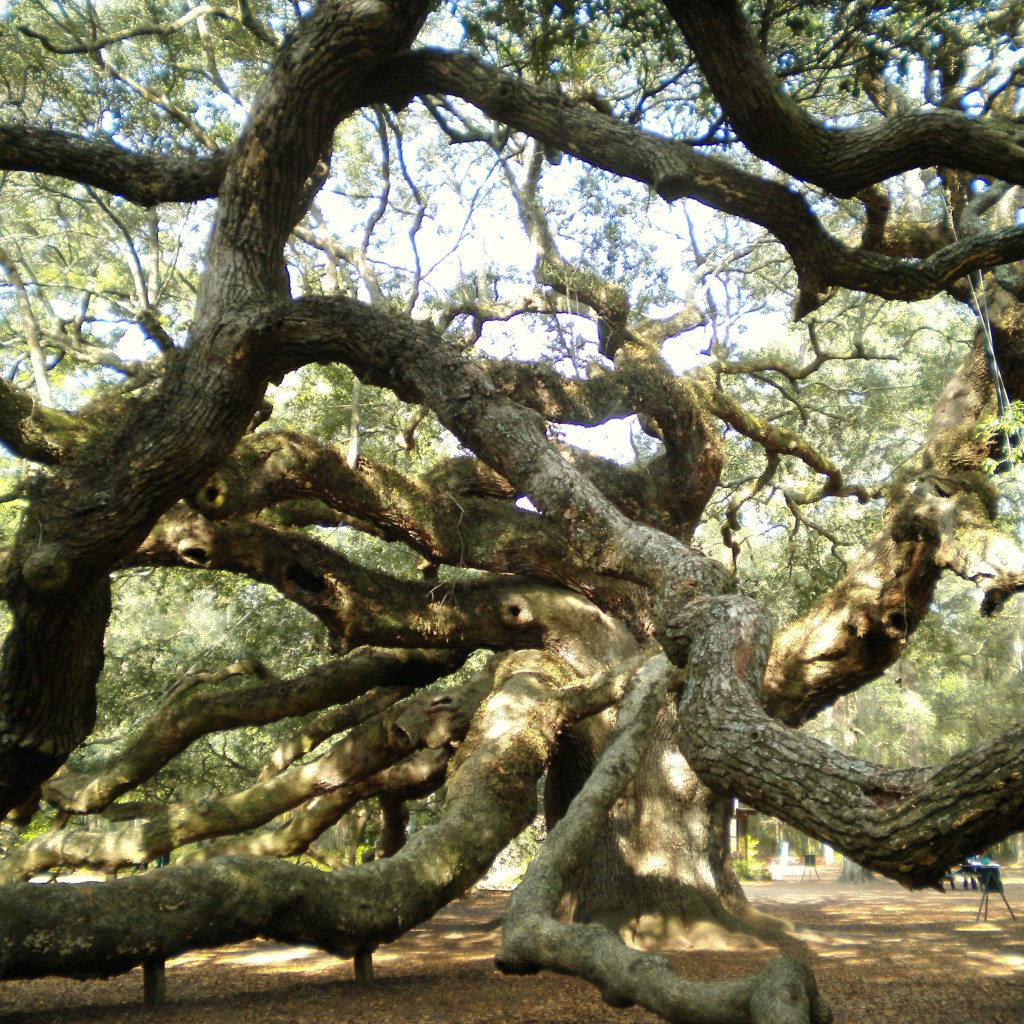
top-left (0, 651), bottom-right (651, 979)
top-left (765, 316), bottom-right (1024, 724)
top-left (43, 648), bottom-right (464, 814)
top-left (547, 702), bottom-right (778, 951)
top-left (679, 594), bottom-right (1024, 889)
top-left (1, 674), bottom-right (490, 882)
top-left (499, 661), bottom-right (831, 1024)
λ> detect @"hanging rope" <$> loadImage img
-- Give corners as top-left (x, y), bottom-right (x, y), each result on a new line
top-left (940, 185), bottom-right (1024, 534)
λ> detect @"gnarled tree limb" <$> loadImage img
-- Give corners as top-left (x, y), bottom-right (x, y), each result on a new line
top-left (43, 647), bottom-right (463, 814)
top-left (679, 594), bottom-right (1024, 890)
top-left (499, 656), bottom-right (831, 1024)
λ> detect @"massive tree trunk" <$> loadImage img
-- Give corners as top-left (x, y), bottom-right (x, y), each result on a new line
top-left (548, 702), bottom-right (784, 950)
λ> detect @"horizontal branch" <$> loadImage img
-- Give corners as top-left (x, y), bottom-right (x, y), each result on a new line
top-left (257, 686), bottom-right (412, 779)
top-left (4, 675), bottom-right (490, 881)
top-left (0, 125), bottom-right (228, 206)
top-left (0, 650), bottom-right (649, 978)
top-left (42, 647), bottom-right (463, 814)
top-left (706, 385), bottom-right (869, 501)
top-left (187, 430), bottom-right (614, 591)
top-left (184, 748), bottom-right (449, 862)
top-left (132, 509), bottom-right (636, 657)
top-left (395, 49), bottom-right (1024, 311)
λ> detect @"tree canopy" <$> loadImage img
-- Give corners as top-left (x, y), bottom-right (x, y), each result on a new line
top-left (2, 1), bottom-right (1024, 1020)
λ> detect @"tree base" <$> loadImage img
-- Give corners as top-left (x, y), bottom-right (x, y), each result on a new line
top-left (591, 890), bottom-right (796, 952)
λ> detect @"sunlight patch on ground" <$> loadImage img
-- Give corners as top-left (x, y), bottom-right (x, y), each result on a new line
top-left (215, 947), bottom-right (340, 969)
top-left (953, 950), bottom-right (1024, 978)
top-left (169, 943), bottom-right (343, 973)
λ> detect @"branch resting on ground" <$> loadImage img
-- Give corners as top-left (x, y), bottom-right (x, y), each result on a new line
top-left (498, 655), bottom-right (831, 1024)
top-left (0, 650), bottom-right (646, 978)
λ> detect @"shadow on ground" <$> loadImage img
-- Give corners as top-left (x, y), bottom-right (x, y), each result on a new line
top-left (2, 871), bottom-right (1023, 1023)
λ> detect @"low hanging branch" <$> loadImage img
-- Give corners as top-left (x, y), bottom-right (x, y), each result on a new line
top-left (498, 656), bottom-right (831, 1024)
top-left (182, 748), bottom-right (450, 863)
top-left (678, 594), bottom-right (1024, 889)
top-left (0, 649), bottom-right (647, 980)
top-left (2, 676), bottom-right (490, 882)
top-left (43, 647), bottom-right (463, 814)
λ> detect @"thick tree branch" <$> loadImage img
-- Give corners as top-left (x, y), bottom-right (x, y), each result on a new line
top-left (256, 685), bottom-right (412, 779)
top-left (663, 0), bottom-right (1024, 197)
top-left (484, 357), bottom-right (634, 426)
top-left (0, 125), bottom-right (228, 206)
top-left (183, 748), bottom-right (449, 862)
top-left (132, 509), bottom-right (632, 656)
top-left (0, 650), bottom-right (648, 978)
top-left (679, 594), bottom-right (1024, 890)
top-left (263, 292), bottom-right (731, 665)
top-left (762, 327), bottom-right (1024, 722)
top-left (499, 655), bottom-right (830, 1024)
top-left (186, 430), bottom-right (614, 592)
top-left (192, 1), bottom-right (433, 319)
top-left (394, 49), bottom-right (1024, 312)
top-left (0, 378), bottom-right (88, 464)
top-left (42, 647), bottom-right (463, 814)
top-left (0, 0), bottom-right (438, 815)
top-left (3, 675), bottom-right (489, 881)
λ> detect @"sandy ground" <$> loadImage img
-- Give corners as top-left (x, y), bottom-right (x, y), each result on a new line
top-left (2, 868), bottom-right (1023, 1023)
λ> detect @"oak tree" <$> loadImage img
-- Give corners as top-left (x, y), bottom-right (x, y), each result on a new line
top-left (2, 2), bottom-right (1024, 1021)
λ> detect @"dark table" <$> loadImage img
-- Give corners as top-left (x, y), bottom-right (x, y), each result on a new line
top-left (947, 861), bottom-right (1016, 922)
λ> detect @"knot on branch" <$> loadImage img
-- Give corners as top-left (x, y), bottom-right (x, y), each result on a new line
top-left (22, 544), bottom-right (71, 593)
top-left (187, 463), bottom-right (245, 520)
top-left (176, 538), bottom-right (211, 566)
top-left (500, 595), bottom-right (536, 628)
top-left (387, 689), bottom-right (476, 751)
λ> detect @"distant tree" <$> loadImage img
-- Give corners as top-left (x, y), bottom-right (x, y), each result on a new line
top-left (2, 1), bottom-right (1024, 1020)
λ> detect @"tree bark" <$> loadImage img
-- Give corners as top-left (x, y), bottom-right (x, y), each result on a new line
top-left (678, 594), bottom-right (1024, 889)
top-left (547, 702), bottom-right (783, 950)
top-left (2, 675), bottom-right (489, 881)
top-left (500, 660), bottom-right (831, 1024)
top-left (0, 649), bottom-right (649, 980)
top-left (43, 647), bottom-right (462, 814)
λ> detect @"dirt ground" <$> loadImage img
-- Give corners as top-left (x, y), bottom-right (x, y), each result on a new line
top-left (3, 868), bottom-right (1024, 1024)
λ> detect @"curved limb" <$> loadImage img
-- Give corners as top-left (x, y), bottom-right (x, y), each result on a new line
top-left (679, 594), bottom-right (1024, 890)
top-left (499, 657), bottom-right (831, 1024)
top-left (44, 647), bottom-right (463, 814)
top-left (0, 648), bottom-right (648, 978)
top-left (184, 749), bottom-right (449, 863)
top-left (1, 675), bottom-right (490, 882)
